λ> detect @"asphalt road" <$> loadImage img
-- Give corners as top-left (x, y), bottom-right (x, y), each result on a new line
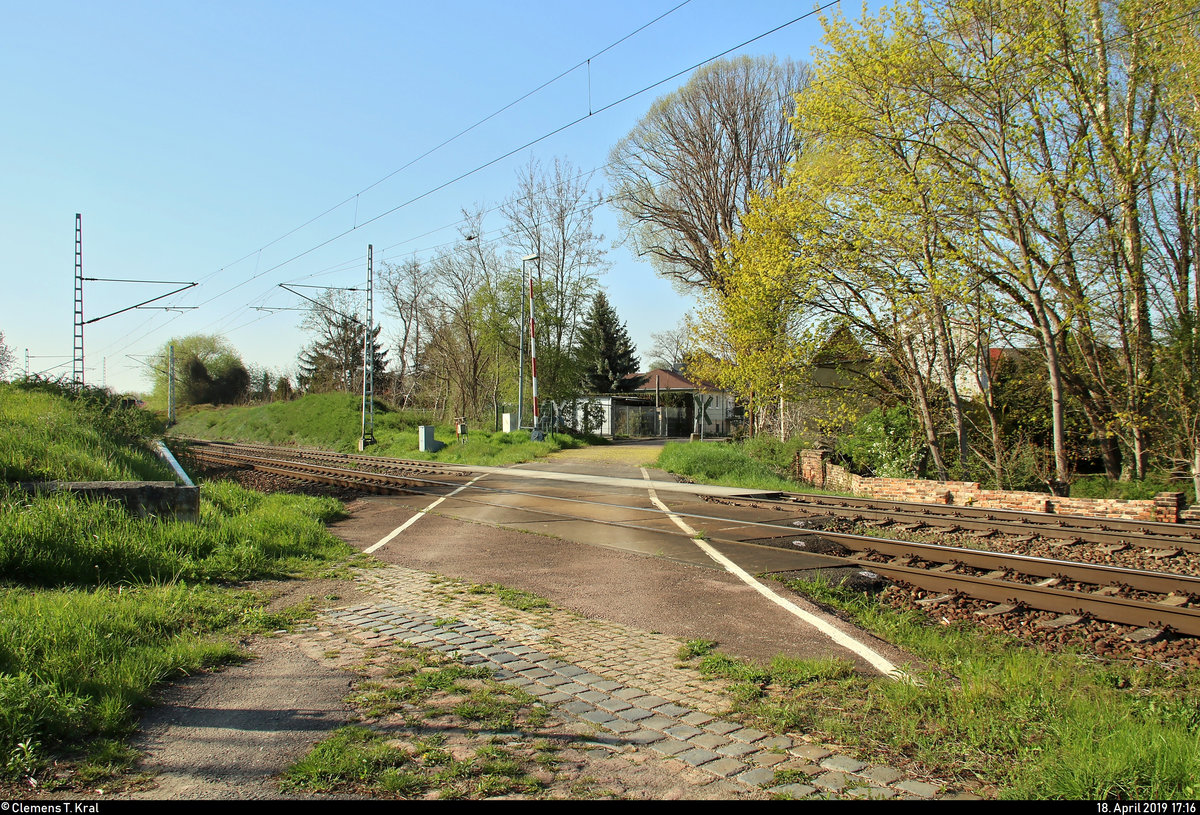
top-left (328, 443), bottom-right (912, 674)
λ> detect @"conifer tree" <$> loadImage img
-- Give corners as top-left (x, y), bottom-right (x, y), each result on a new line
top-left (576, 292), bottom-right (644, 394)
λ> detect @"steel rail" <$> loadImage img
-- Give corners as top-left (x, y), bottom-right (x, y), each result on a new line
top-left (793, 529), bottom-right (1200, 596)
top-left (189, 440), bottom-right (1200, 553)
top-left (714, 494), bottom-right (1200, 554)
top-left (764, 491), bottom-right (1200, 541)
top-left (184, 442), bottom-right (1199, 636)
top-left (857, 561), bottom-right (1200, 636)
top-left (186, 449), bottom-right (437, 494)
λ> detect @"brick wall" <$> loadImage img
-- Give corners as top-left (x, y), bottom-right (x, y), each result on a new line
top-left (793, 449), bottom-right (1183, 523)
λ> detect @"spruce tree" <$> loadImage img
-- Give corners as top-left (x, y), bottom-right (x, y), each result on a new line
top-left (577, 292), bottom-right (645, 393)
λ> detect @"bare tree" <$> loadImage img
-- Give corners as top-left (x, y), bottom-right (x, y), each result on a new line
top-left (606, 55), bottom-right (811, 292)
top-left (502, 156), bottom-right (606, 400)
top-left (381, 257), bottom-right (426, 407)
top-left (647, 321), bottom-right (693, 372)
top-left (420, 214), bottom-right (503, 419)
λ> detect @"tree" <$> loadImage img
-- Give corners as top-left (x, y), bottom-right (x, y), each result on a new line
top-left (606, 55), bottom-right (811, 292)
top-left (0, 331), bottom-right (14, 380)
top-left (576, 292), bottom-right (644, 394)
top-left (502, 156), bottom-right (606, 401)
top-left (380, 257), bottom-right (426, 407)
top-left (148, 334), bottom-right (249, 406)
top-left (647, 322), bottom-right (693, 372)
top-left (296, 290), bottom-right (387, 394)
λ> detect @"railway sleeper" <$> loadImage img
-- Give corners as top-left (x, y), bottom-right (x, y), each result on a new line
top-left (1035, 614), bottom-right (1084, 630)
top-left (974, 603), bottom-right (1018, 617)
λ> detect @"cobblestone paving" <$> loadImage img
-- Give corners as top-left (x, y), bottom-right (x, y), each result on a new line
top-left (319, 565), bottom-right (978, 800)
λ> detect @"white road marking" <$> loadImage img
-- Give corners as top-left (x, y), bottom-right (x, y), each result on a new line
top-left (640, 468), bottom-right (904, 679)
top-left (365, 475), bottom-right (486, 554)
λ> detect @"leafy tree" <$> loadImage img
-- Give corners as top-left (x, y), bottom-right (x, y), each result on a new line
top-left (576, 292), bottom-right (644, 394)
top-left (148, 334), bottom-right (249, 407)
top-left (836, 406), bottom-right (923, 478)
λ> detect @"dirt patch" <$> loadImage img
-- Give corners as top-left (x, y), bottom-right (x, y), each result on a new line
top-left (545, 441), bottom-right (666, 467)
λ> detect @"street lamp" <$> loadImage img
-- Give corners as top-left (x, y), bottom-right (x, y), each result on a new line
top-left (518, 253), bottom-right (538, 431)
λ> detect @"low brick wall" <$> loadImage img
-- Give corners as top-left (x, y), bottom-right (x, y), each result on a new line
top-left (794, 449), bottom-right (1183, 523)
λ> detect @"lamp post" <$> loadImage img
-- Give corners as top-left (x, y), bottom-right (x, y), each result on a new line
top-left (518, 253), bottom-right (538, 430)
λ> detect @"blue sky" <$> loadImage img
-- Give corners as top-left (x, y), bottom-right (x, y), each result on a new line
top-left (1, 0), bottom-right (867, 394)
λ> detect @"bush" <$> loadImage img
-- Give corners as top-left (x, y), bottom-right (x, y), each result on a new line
top-left (835, 406), bottom-right (922, 478)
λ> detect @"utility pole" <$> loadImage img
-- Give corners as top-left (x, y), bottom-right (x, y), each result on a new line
top-left (360, 245), bottom-right (376, 450)
top-left (73, 214), bottom-right (84, 384)
top-left (70, 213), bottom-right (196, 387)
top-left (518, 254), bottom-right (538, 430)
top-left (528, 259), bottom-right (543, 440)
top-left (168, 343), bottom-right (176, 426)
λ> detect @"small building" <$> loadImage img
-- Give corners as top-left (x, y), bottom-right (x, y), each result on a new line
top-left (630, 369), bottom-right (734, 437)
top-left (556, 369), bottom-right (735, 438)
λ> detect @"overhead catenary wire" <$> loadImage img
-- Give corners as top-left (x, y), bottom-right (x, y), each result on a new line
top-left (96, 0), bottom-right (1192, 377)
top-left (94, 3), bottom-right (838, 363)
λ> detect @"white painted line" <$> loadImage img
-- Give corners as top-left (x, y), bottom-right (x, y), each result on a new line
top-left (640, 468), bottom-right (904, 679)
top-left (365, 475), bottom-right (486, 554)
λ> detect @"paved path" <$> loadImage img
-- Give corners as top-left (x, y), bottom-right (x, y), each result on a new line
top-left (317, 562), bottom-right (977, 800)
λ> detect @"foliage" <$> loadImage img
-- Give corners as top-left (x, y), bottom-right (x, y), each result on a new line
top-left (694, 0), bottom-right (1200, 492)
top-left (147, 334), bottom-right (249, 408)
top-left (575, 291), bottom-right (643, 394)
top-left (296, 289), bottom-right (388, 396)
top-left (0, 331), bottom-right (14, 380)
top-left (835, 406), bottom-right (923, 478)
top-left (1, 379), bottom-right (170, 482)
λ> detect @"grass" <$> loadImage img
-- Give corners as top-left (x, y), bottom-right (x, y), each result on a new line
top-left (0, 380), bottom-right (174, 482)
top-left (695, 574), bottom-right (1200, 800)
top-left (0, 382), bottom-right (358, 785)
top-left (465, 583), bottom-right (552, 612)
top-left (169, 392), bottom-right (603, 466)
top-left (286, 645), bottom-right (556, 799)
top-left (655, 439), bottom-right (844, 494)
top-left (282, 727), bottom-right (547, 799)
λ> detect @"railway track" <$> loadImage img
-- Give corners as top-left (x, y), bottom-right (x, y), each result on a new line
top-left (176, 439), bottom-right (1200, 640)
top-left (712, 492), bottom-right (1200, 554)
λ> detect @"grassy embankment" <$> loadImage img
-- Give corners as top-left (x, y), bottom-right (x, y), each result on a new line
top-left (655, 440), bottom-right (1198, 799)
top-left (653, 435), bottom-right (841, 493)
top-left (0, 380), bottom-right (356, 786)
top-left (170, 392), bottom-right (600, 466)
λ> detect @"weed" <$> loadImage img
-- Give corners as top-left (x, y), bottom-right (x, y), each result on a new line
top-left (677, 639), bottom-right (718, 660)
top-left (466, 583), bottom-right (552, 611)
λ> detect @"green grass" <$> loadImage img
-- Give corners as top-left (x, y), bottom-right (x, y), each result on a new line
top-left (282, 726), bottom-right (547, 799)
top-left (655, 440), bottom-right (821, 492)
top-left (0, 480), bottom-right (347, 586)
top-left (0, 380), bottom-right (173, 482)
top-left (465, 583), bottom-right (552, 611)
top-left (755, 575), bottom-right (1200, 799)
top-left (289, 647), bottom-right (554, 799)
top-left (0, 382), bottom-right (357, 784)
top-left (169, 392), bottom-right (601, 465)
